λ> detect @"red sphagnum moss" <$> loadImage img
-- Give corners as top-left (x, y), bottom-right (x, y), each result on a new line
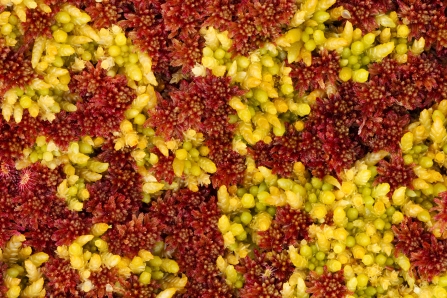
top-left (69, 61), bottom-right (136, 139)
top-left (85, 267), bottom-right (126, 298)
top-left (397, 0), bottom-right (447, 52)
top-left (3, 1), bottom-right (447, 297)
top-left (375, 152), bottom-right (416, 194)
top-left (151, 188), bottom-right (233, 297)
top-left (228, 0), bottom-right (296, 55)
top-left (290, 50), bottom-right (340, 96)
top-left (432, 191), bottom-right (447, 235)
top-left (306, 266), bottom-right (351, 298)
top-left (333, 0), bottom-right (395, 32)
top-left (257, 205), bottom-right (312, 251)
top-left (0, 42), bottom-right (39, 96)
top-left (250, 124), bottom-right (302, 178)
top-left (120, 1), bottom-right (169, 71)
top-left (103, 213), bottom-right (162, 258)
top-left (20, 6), bottom-right (55, 46)
top-left (393, 217), bottom-right (431, 257)
top-left (84, 0), bottom-right (124, 29)
top-left (411, 236), bottom-right (447, 281)
top-left (42, 257), bottom-right (82, 296)
top-left (122, 275), bottom-right (159, 298)
top-left (236, 250), bottom-right (294, 298)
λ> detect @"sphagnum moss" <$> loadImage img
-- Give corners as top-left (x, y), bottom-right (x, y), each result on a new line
top-left (1, 0), bottom-right (447, 297)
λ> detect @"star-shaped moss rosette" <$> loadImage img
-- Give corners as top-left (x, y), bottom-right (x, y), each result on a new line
top-left (2, 0), bottom-right (447, 297)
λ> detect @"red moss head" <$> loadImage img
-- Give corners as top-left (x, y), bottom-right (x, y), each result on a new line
top-left (151, 187), bottom-right (231, 296)
top-left (397, 0), bottom-right (447, 52)
top-left (392, 216), bottom-right (431, 257)
top-left (103, 213), bottom-right (162, 258)
top-left (85, 146), bottom-right (142, 208)
top-left (24, 229), bottom-right (57, 255)
top-left (304, 84), bottom-right (367, 176)
top-left (298, 130), bottom-right (328, 178)
top-left (227, 14), bottom-right (261, 56)
top-left (169, 32), bottom-right (203, 74)
top-left (250, 141), bottom-right (275, 170)
top-left (308, 94), bottom-right (366, 175)
top-left (236, 250), bottom-right (294, 298)
top-left (22, 198), bottom-right (67, 255)
top-left (253, 0), bottom-right (297, 30)
top-left (161, 0), bottom-right (206, 38)
top-left (374, 153), bottom-right (415, 195)
top-left (42, 257), bottom-right (82, 296)
top-left (52, 211), bottom-right (92, 246)
top-left (12, 164), bottom-right (65, 228)
top-left (228, 0), bottom-right (296, 55)
top-left (20, 6), bottom-right (55, 46)
top-left (203, 0), bottom-right (237, 31)
top-left (41, 111), bottom-right (82, 149)
top-left (194, 72), bottom-right (243, 133)
top-left (149, 71), bottom-right (243, 140)
top-left (0, 43), bottom-right (39, 96)
top-left (152, 187), bottom-right (224, 251)
top-left (333, 0), bottom-right (396, 32)
top-left (367, 53), bottom-right (447, 110)
top-left (69, 61), bottom-right (136, 139)
top-left (271, 137), bottom-right (302, 176)
top-left (250, 124), bottom-right (303, 178)
top-left (84, 0), bottom-right (123, 29)
top-left (411, 235), bottom-right (447, 281)
top-left (163, 78), bottom-right (207, 135)
top-left (257, 205), bottom-right (312, 252)
top-left (290, 50), bottom-right (340, 96)
top-left (84, 267), bottom-right (125, 298)
top-left (122, 274), bottom-right (159, 298)
top-left (306, 266), bottom-right (351, 298)
top-left (358, 105), bottom-right (410, 152)
top-left (209, 145), bottom-right (246, 188)
top-left (120, 1), bottom-right (169, 71)
top-left (145, 93), bottom-right (182, 140)
top-left (431, 191), bottom-right (447, 235)
top-left (353, 80), bottom-right (394, 115)
top-left (150, 147), bottom-right (176, 184)
top-left (86, 193), bottom-right (136, 224)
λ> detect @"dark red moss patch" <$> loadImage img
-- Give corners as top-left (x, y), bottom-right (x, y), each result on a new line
top-left (0, 41), bottom-right (39, 96)
top-left (333, 0), bottom-right (395, 32)
top-left (122, 274), bottom-right (159, 298)
top-left (257, 205), bottom-right (312, 252)
top-left (42, 257), bottom-right (82, 297)
top-left (432, 191), bottom-right (447, 235)
top-left (69, 61), bottom-right (136, 140)
top-left (120, 1), bottom-right (169, 71)
top-left (393, 217), bottom-right (431, 257)
top-left (290, 50), bottom-right (340, 96)
top-left (151, 187), bottom-right (234, 297)
top-left (397, 0), bottom-right (447, 53)
top-left (20, 6), bottom-right (56, 46)
top-left (228, 0), bottom-right (296, 55)
top-left (306, 266), bottom-right (351, 298)
top-left (375, 152), bottom-right (416, 195)
top-left (236, 250), bottom-right (294, 298)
